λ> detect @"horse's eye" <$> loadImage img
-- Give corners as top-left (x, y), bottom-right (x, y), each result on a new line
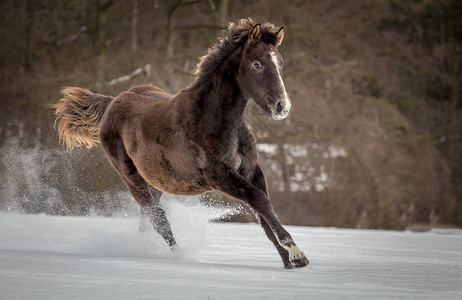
top-left (253, 62), bottom-right (261, 69)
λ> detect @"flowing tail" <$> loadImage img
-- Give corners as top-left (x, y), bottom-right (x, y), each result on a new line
top-left (52, 87), bottom-right (113, 151)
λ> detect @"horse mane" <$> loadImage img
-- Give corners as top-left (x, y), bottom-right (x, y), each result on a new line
top-left (194, 18), bottom-right (281, 80)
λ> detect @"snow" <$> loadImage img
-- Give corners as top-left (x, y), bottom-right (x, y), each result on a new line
top-left (1, 212), bottom-right (461, 299)
top-left (257, 143), bottom-right (278, 156)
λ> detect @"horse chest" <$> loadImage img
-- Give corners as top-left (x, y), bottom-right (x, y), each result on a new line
top-left (233, 153), bottom-right (242, 170)
top-left (189, 141), bottom-right (242, 171)
top-left (219, 139), bottom-right (243, 171)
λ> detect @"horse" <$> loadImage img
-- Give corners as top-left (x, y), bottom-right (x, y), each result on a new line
top-left (52, 18), bottom-right (309, 269)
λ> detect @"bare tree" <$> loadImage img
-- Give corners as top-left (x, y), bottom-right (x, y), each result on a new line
top-left (131, 0), bottom-right (138, 52)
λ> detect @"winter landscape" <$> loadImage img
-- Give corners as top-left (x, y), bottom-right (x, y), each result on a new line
top-left (2, 1), bottom-right (462, 299)
top-left (1, 200), bottom-right (461, 300)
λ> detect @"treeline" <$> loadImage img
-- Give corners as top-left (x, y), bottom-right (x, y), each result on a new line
top-left (0, 0), bottom-right (460, 229)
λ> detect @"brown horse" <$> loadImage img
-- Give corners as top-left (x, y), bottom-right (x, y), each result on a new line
top-left (52, 18), bottom-right (309, 269)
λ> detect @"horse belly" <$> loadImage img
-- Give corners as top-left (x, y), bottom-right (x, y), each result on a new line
top-left (134, 149), bottom-right (208, 195)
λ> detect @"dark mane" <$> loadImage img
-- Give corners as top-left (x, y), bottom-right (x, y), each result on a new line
top-left (194, 18), bottom-right (281, 80)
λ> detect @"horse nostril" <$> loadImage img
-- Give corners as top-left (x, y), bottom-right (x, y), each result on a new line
top-left (276, 101), bottom-right (283, 113)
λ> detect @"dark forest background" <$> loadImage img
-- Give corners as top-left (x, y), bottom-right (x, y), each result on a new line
top-left (1, 0), bottom-right (461, 230)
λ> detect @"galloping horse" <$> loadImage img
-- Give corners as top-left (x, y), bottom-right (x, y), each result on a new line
top-left (52, 18), bottom-right (309, 269)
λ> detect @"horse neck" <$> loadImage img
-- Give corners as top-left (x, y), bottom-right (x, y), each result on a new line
top-left (192, 52), bottom-right (248, 134)
top-left (211, 72), bottom-right (247, 120)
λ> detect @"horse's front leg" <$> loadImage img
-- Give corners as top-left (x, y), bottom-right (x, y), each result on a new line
top-left (251, 165), bottom-right (298, 269)
top-left (203, 161), bottom-right (309, 268)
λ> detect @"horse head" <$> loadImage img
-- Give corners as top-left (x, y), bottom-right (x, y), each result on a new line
top-left (236, 23), bottom-right (291, 120)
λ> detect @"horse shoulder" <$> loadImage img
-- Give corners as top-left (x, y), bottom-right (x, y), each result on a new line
top-left (239, 126), bottom-right (257, 154)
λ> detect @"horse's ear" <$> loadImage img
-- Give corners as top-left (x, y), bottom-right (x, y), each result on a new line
top-left (275, 26), bottom-right (285, 47)
top-left (248, 23), bottom-right (262, 44)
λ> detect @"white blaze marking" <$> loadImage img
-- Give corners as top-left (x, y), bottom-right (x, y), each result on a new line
top-left (282, 244), bottom-right (305, 261)
top-left (270, 51), bottom-right (291, 110)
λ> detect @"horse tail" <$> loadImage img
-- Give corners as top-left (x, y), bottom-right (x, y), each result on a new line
top-left (52, 87), bottom-right (113, 151)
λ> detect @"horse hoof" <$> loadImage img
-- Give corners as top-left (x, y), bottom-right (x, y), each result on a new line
top-left (170, 244), bottom-right (180, 254)
top-left (291, 255), bottom-right (309, 268)
top-left (284, 261), bottom-right (294, 269)
top-left (285, 245), bottom-right (309, 268)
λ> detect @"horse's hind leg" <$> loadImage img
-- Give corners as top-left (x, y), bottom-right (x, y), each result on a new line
top-left (138, 186), bottom-right (162, 233)
top-left (140, 186), bottom-right (178, 251)
top-left (101, 137), bottom-right (177, 251)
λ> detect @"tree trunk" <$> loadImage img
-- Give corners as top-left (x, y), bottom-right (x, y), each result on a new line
top-left (217, 0), bottom-right (229, 27)
top-left (131, 0), bottom-right (138, 52)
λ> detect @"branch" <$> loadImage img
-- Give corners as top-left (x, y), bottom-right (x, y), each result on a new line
top-left (97, 64), bottom-right (152, 87)
top-left (56, 26), bottom-right (88, 47)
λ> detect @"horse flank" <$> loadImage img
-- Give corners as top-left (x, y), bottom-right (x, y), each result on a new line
top-left (52, 87), bottom-right (113, 151)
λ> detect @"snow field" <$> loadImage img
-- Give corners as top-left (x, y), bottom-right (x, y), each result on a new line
top-left (1, 200), bottom-right (461, 299)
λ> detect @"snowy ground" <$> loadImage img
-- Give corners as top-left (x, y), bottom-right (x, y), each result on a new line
top-left (1, 210), bottom-right (461, 299)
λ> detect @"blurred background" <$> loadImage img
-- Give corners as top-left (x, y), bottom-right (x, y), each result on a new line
top-left (0, 0), bottom-right (461, 230)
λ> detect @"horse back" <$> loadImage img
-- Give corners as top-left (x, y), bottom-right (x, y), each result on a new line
top-left (128, 85), bottom-right (173, 101)
top-left (100, 85), bottom-right (171, 157)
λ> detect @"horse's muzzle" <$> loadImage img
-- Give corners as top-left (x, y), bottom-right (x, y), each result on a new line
top-left (270, 100), bottom-right (291, 120)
